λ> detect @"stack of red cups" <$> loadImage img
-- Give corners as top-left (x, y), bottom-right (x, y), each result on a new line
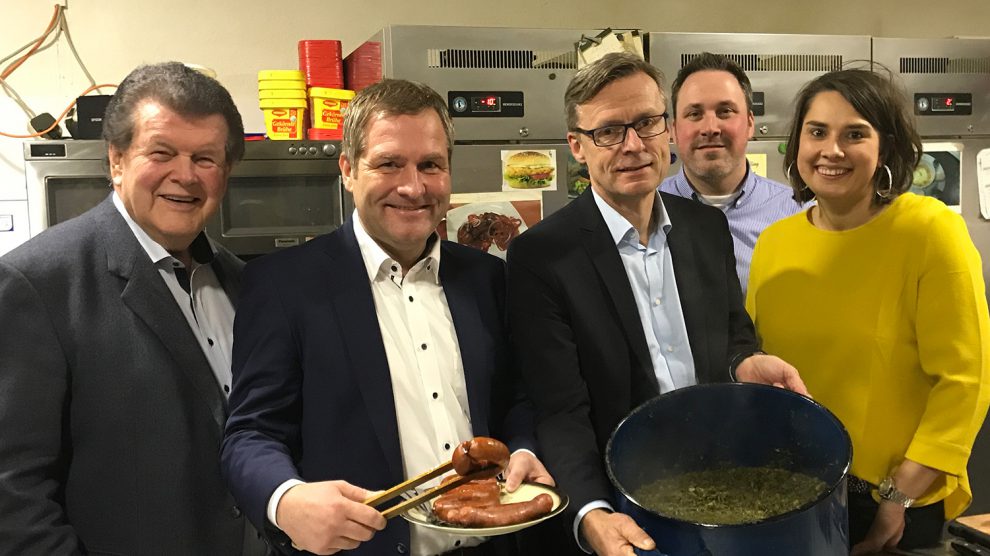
top-left (298, 40), bottom-right (344, 89)
top-left (344, 41), bottom-right (382, 91)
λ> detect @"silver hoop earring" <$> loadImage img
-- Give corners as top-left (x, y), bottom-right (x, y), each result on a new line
top-left (787, 163), bottom-right (810, 192)
top-left (875, 165), bottom-right (894, 199)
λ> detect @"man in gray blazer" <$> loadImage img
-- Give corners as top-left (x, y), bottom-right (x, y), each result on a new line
top-left (0, 62), bottom-right (264, 555)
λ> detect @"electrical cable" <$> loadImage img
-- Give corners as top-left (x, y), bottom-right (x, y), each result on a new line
top-left (0, 82), bottom-right (116, 139)
top-left (1, 5), bottom-right (61, 80)
top-left (58, 7), bottom-right (102, 93)
top-left (0, 4), bottom-right (117, 138)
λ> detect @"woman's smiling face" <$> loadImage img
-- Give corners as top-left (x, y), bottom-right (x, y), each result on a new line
top-left (797, 90), bottom-right (882, 208)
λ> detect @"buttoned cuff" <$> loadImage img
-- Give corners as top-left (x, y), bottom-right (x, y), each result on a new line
top-left (573, 500), bottom-right (614, 553)
top-left (267, 479), bottom-right (305, 529)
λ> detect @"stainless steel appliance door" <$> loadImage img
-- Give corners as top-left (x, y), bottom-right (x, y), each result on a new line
top-left (212, 160), bottom-right (343, 256)
top-left (23, 139), bottom-right (107, 237)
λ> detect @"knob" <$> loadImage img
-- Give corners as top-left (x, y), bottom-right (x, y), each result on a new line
top-left (322, 143), bottom-right (337, 156)
top-left (288, 146), bottom-right (297, 154)
top-left (759, 125), bottom-right (769, 135)
top-left (519, 127), bottom-right (530, 137)
top-left (916, 97), bottom-right (930, 113)
top-left (308, 147), bottom-right (318, 155)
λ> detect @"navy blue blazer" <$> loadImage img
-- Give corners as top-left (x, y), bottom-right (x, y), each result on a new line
top-left (221, 219), bottom-right (532, 555)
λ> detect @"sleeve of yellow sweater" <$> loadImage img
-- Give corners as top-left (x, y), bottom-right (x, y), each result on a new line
top-left (906, 209), bottom-right (990, 475)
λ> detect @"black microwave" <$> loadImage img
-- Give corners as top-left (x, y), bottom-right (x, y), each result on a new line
top-left (22, 139), bottom-right (346, 258)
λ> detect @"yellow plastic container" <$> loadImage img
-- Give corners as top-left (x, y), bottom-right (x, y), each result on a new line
top-left (258, 69), bottom-right (305, 81)
top-left (309, 87), bottom-right (355, 134)
top-left (258, 79), bottom-right (306, 91)
top-left (260, 99), bottom-right (307, 140)
top-left (259, 89), bottom-right (307, 100)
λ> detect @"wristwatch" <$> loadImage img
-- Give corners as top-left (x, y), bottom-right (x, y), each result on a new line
top-left (878, 476), bottom-right (915, 508)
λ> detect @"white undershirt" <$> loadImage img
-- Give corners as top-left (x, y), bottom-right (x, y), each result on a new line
top-left (111, 192), bottom-right (234, 396)
top-left (268, 213), bottom-right (481, 555)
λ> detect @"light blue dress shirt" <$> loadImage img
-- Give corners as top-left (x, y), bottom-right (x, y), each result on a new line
top-left (660, 163), bottom-right (806, 295)
top-left (591, 188), bottom-right (696, 393)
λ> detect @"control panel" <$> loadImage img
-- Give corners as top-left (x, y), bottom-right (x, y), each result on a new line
top-left (448, 91), bottom-right (524, 118)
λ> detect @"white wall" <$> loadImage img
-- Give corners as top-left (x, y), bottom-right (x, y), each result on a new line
top-left (1, 0), bottom-right (988, 253)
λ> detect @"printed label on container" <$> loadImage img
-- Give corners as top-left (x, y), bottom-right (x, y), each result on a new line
top-left (273, 109), bottom-right (300, 139)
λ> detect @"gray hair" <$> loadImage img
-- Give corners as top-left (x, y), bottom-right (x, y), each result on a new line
top-left (102, 62), bottom-right (245, 164)
top-left (341, 79), bottom-right (454, 165)
top-left (565, 53), bottom-right (666, 131)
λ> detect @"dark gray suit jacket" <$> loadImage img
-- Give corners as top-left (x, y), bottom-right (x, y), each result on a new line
top-left (0, 196), bottom-right (256, 555)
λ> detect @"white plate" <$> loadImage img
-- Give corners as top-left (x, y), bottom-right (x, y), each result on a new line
top-left (401, 482), bottom-right (568, 536)
top-left (445, 201), bottom-right (528, 259)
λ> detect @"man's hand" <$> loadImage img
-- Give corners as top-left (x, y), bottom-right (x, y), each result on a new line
top-left (502, 450), bottom-right (555, 492)
top-left (735, 353), bottom-right (810, 397)
top-left (850, 501), bottom-right (906, 555)
top-left (580, 509), bottom-right (655, 556)
top-left (276, 480), bottom-right (386, 555)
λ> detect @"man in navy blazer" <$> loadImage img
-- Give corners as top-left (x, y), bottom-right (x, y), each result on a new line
top-left (222, 79), bottom-right (552, 556)
top-left (506, 53), bottom-right (809, 556)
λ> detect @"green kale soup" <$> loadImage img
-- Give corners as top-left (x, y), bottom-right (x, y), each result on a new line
top-left (633, 466), bottom-right (828, 525)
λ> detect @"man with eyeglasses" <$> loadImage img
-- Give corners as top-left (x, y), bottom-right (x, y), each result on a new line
top-left (660, 53), bottom-right (806, 296)
top-left (505, 53), bottom-right (806, 556)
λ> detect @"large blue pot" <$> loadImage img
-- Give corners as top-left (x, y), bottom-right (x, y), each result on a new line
top-left (606, 383), bottom-right (851, 556)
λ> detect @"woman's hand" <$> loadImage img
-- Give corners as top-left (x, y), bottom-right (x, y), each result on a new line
top-left (735, 353), bottom-right (810, 397)
top-left (850, 500), bottom-right (905, 555)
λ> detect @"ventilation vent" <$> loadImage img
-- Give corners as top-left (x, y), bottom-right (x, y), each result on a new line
top-left (680, 53), bottom-right (843, 72)
top-left (900, 57), bottom-right (990, 74)
top-left (427, 49), bottom-right (577, 69)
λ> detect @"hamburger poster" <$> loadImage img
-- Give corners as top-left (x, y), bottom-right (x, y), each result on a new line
top-left (501, 149), bottom-right (557, 191)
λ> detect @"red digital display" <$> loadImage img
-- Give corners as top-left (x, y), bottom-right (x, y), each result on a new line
top-left (932, 95), bottom-right (955, 112)
top-left (471, 95), bottom-right (502, 112)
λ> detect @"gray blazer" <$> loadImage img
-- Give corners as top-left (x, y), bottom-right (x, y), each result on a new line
top-left (0, 196), bottom-right (255, 555)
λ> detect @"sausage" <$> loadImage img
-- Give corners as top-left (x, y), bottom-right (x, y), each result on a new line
top-left (451, 437), bottom-right (510, 476)
top-left (433, 478), bottom-right (501, 516)
top-left (440, 493), bottom-right (554, 527)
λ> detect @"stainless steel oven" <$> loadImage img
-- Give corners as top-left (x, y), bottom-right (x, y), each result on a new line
top-left (22, 139), bottom-right (345, 258)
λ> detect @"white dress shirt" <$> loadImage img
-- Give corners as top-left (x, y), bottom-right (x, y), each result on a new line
top-left (111, 192), bottom-right (235, 396)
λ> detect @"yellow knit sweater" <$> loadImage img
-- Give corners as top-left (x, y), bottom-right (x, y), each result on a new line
top-left (747, 193), bottom-right (990, 518)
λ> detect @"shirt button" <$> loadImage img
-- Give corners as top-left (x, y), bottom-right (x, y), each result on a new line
top-left (432, 392), bottom-right (439, 399)
top-left (230, 505), bottom-right (242, 518)
top-left (396, 543), bottom-right (408, 554)
top-left (408, 295), bottom-right (414, 302)
top-left (391, 265), bottom-right (398, 272)
top-left (223, 384), bottom-right (230, 393)
top-left (666, 345), bottom-right (674, 353)
top-left (653, 297), bottom-right (662, 306)
top-left (455, 540), bottom-right (462, 547)
top-left (444, 442), bottom-right (451, 450)
top-left (421, 343), bottom-right (427, 350)
top-left (207, 338), bottom-right (214, 346)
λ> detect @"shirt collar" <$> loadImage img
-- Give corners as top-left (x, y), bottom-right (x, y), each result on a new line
top-left (591, 187), bottom-right (671, 247)
top-left (352, 210), bottom-right (441, 284)
top-left (672, 161), bottom-right (756, 209)
top-left (111, 191), bottom-right (215, 267)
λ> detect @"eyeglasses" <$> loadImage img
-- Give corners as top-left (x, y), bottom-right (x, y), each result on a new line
top-left (572, 114), bottom-right (669, 147)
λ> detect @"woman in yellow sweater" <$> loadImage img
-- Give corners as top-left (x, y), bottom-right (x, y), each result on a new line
top-left (746, 68), bottom-right (990, 554)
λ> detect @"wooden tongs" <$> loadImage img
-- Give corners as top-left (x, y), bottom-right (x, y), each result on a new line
top-left (363, 460), bottom-right (499, 519)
